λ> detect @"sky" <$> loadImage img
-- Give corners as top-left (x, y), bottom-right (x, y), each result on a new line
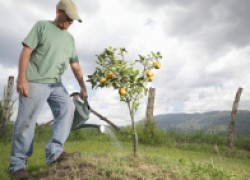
top-left (0, 0), bottom-right (250, 126)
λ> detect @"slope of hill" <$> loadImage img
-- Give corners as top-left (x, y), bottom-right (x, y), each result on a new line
top-left (154, 110), bottom-right (250, 134)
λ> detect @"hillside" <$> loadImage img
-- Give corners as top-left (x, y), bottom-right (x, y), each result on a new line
top-left (154, 110), bottom-right (250, 134)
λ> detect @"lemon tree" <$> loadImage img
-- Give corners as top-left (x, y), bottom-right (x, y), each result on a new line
top-left (87, 47), bottom-right (162, 157)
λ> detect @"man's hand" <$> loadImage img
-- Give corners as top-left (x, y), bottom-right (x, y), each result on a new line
top-left (79, 89), bottom-right (88, 100)
top-left (17, 78), bottom-right (29, 97)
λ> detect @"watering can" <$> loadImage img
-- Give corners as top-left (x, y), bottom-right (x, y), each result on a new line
top-left (70, 92), bottom-right (104, 132)
top-left (70, 92), bottom-right (120, 132)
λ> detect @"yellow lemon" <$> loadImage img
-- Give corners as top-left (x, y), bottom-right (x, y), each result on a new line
top-left (146, 70), bottom-right (154, 77)
top-left (153, 62), bottom-right (161, 69)
top-left (100, 77), bottom-right (107, 84)
top-left (148, 75), bottom-right (154, 82)
top-left (119, 88), bottom-right (126, 96)
top-left (106, 71), bottom-right (115, 79)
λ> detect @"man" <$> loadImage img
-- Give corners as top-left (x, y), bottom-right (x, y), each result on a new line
top-left (9, 0), bottom-right (88, 178)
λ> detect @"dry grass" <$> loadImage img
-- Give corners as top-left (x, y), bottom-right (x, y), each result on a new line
top-left (34, 155), bottom-right (176, 180)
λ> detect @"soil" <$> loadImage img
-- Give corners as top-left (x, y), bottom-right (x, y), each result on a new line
top-left (34, 156), bottom-right (174, 180)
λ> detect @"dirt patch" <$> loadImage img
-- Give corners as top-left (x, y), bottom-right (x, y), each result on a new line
top-left (34, 156), bottom-right (176, 180)
top-left (35, 160), bottom-right (105, 180)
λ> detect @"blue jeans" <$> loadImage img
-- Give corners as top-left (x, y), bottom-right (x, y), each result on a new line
top-left (9, 82), bottom-right (75, 172)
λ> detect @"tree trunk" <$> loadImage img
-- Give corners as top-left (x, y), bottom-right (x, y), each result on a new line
top-left (131, 111), bottom-right (138, 157)
top-left (133, 131), bottom-right (138, 157)
top-left (128, 102), bottom-right (138, 157)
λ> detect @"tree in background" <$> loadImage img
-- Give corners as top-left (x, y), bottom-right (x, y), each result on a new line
top-left (87, 47), bottom-right (162, 157)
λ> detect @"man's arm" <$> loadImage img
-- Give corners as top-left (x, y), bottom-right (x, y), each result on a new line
top-left (70, 62), bottom-right (88, 100)
top-left (17, 45), bottom-right (32, 97)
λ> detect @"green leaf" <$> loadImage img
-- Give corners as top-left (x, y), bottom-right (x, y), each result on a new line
top-left (139, 55), bottom-right (145, 61)
top-left (112, 82), bottom-right (120, 89)
top-left (120, 47), bottom-right (126, 52)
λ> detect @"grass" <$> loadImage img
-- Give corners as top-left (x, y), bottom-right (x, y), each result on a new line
top-left (1, 130), bottom-right (250, 179)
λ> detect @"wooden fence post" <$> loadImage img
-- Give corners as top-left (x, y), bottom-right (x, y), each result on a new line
top-left (0, 76), bottom-right (14, 137)
top-left (145, 87), bottom-right (155, 127)
top-left (228, 87), bottom-right (243, 150)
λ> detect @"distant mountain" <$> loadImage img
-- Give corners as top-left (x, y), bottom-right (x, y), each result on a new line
top-left (154, 110), bottom-right (250, 135)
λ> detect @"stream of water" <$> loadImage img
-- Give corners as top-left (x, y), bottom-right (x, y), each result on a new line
top-left (100, 125), bottom-right (123, 151)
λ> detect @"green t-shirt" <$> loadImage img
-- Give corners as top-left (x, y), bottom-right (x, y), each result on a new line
top-left (23, 20), bottom-right (79, 83)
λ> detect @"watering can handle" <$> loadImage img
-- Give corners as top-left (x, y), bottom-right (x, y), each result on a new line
top-left (70, 92), bottom-right (91, 112)
top-left (70, 92), bottom-right (80, 97)
top-left (70, 92), bottom-right (89, 102)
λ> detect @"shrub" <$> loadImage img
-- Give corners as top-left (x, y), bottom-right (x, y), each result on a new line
top-left (118, 121), bottom-right (176, 147)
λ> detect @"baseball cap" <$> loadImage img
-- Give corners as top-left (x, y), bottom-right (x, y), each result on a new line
top-left (57, 0), bottom-right (82, 23)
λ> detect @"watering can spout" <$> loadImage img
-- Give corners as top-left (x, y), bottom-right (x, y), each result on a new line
top-left (99, 125), bottom-right (106, 133)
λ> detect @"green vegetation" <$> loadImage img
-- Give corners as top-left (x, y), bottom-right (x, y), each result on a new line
top-left (0, 124), bottom-right (250, 179)
top-left (0, 100), bottom-right (3, 125)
